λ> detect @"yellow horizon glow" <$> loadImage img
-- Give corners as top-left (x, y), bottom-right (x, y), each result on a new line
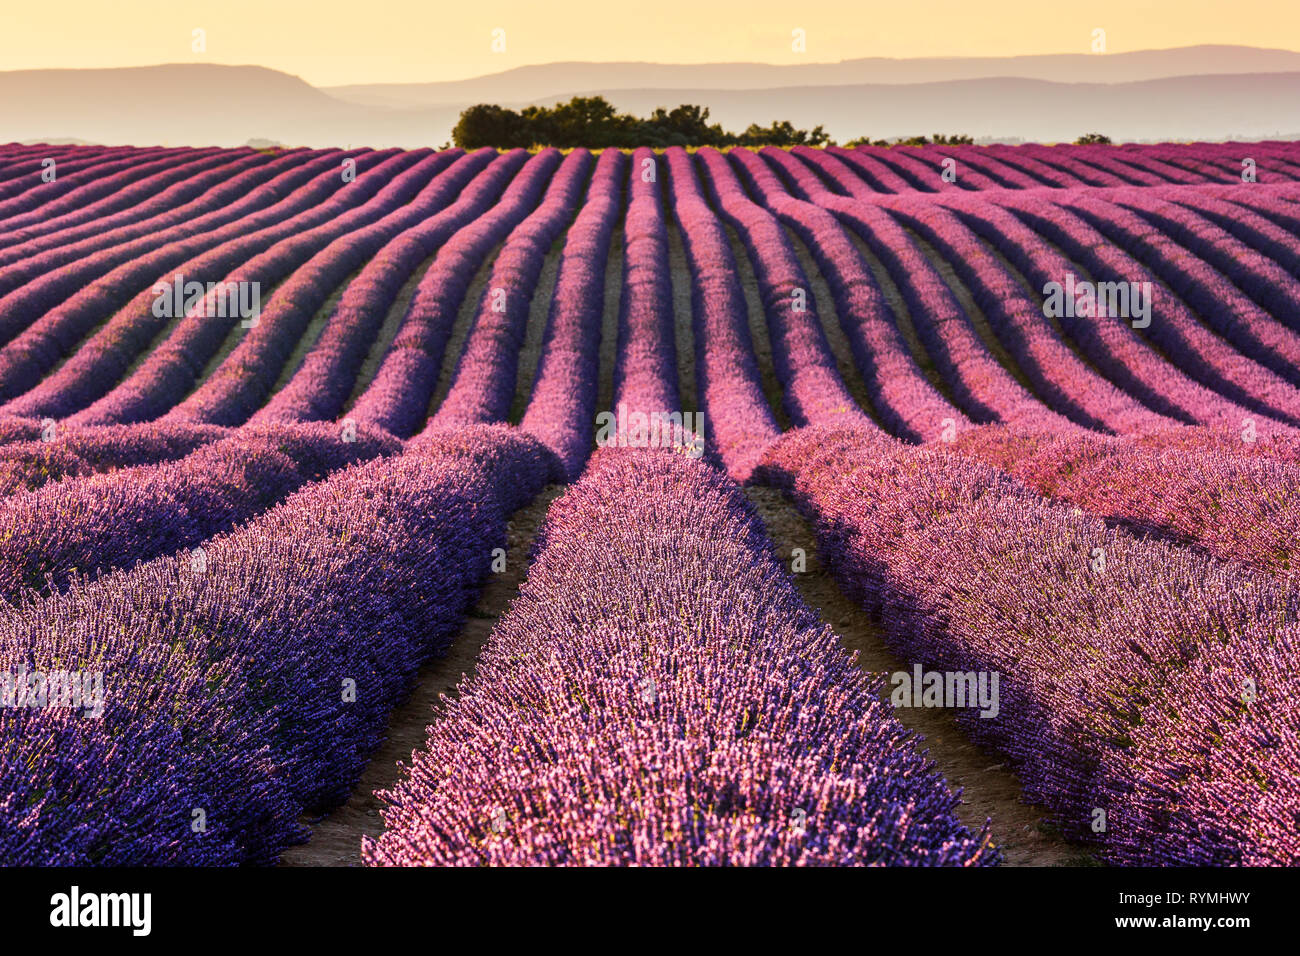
top-left (3, 0), bottom-right (1298, 86)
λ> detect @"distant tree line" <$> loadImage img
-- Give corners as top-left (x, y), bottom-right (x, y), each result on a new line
top-left (450, 96), bottom-right (1113, 150)
top-left (452, 97), bottom-right (830, 148)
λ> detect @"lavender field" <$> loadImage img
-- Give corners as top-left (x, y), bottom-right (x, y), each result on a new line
top-left (2, 139), bottom-right (1299, 868)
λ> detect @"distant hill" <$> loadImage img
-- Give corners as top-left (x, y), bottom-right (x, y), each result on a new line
top-left (3, 51), bottom-right (1300, 148)
top-left (324, 45), bottom-right (1300, 108)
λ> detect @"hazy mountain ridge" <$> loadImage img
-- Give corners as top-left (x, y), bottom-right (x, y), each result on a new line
top-left (3, 49), bottom-right (1299, 148)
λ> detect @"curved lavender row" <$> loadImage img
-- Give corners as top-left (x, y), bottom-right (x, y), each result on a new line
top-left (0, 148), bottom-right (230, 244)
top-left (0, 150), bottom-right (282, 273)
top-left (696, 147), bottom-right (866, 427)
top-left (163, 152), bottom-right (547, 429)
top-left (0, 424), bottom-right (557, 864)
top-left (781, 150), bottom-right (1068, 432)
top-left (430, 151), bottom-right (592, 429)
top-left (610, 147), bottom-right (681, 418)
top-left (954, 423), bottom-right (1300, 577)
top-left (876, 197), bottom-right (1172, 434)
top-left (11, 150), bottom-right (428, 421)
top-left (248, 151), bottom-right (499, 427)
top-left (826, 146), bottom-right (917, 193)
top-left (0, 422), bottom-right (227, 497)
top-left (1062, 192), bottom-right (1300, 390)
top-left (0, 421), bottom-right (399, 606)
top-left (998, 193), bottom-right (1300, 429)
top-left (938, 194), bottom-right (1266, 431)
top-left (346, 150), bottom-right (556, 437)
top-left (1066, 146), bottom-right (1169, 186)
top-left (1014, 144), bottom-right (1129, 187)
top-left (364, 446), bottom-right (998, 867)
top-left (1154, 185), bottom-right (1300, 297)
top-left (962, 145), bottom-right (1075, 188)
top-left (0, 149), bottom-right (344, 376)
top-left (748, 148), bottom-right (969, 442)
top-left (758, 424), bottom-right (1299, 863)
top-left (1119, 187), bottom-right (1300, 333)
top-left (0, 147), bottom-right (169, 210)
top-left (661, 148), bottom-right (779, 480)
top-left (922, 146), bottom-right (1041, 190)
top-left (519, 150), bottom-right (625, 479)
top-left (67, 151), bottom-right (468, 426)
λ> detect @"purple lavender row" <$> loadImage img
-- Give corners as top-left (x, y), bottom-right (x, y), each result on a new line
top-left (1061, 192), bottom-right (1300, 391)
top-left (0, 421), bottom-right (398, 607)
top-left (519, 150), bottom-right (625, 479)
top-left (938, 193), bottom-right (1268, 432)
top-left (998, 192), bottom-right (1300, 429)
top-left (248, 150), bottom-right (510, 427)
top-left (346, 149), bottom-right (554, 437)
top-left (919, 145), bottom-right (1042, 190)
top-left (696, 147), bottom-right (867, 427)
top-left (0, 148), bottom-right (230, 245)
top-left (429, 151), bottom-right (592, 429)
top-left (1013, 144), bottom-right (1129, 187)
top-left (759, 424), bottom-right (1299, 864)
top-left (0, 149), bottom-right (340, 360)
top-left (0, 422), bottom-right (226, 497)
top-left (661, 148), bottom-right (779, 480)
top-left (782, 150), bottom-right (1068, 433)
top-left (8, 150), bottom-right (433, 421)
top-left (364, 445), bottom-right (998, 867)
top-left (0, 146), bottom-right (164, 206)
top-left (0, 150), bottom-right (280, 272)
top-left (745, 148), bottom-right (969, 442)
top-left (63, 150), bottom-right (472, 427)
top-left (159, 152), bottom-right (550, 429)
top-left (0, 424), bottom-right (557, 864)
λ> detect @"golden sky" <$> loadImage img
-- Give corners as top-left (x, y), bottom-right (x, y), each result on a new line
top-left (5, 0), bottom-right (1298, 85)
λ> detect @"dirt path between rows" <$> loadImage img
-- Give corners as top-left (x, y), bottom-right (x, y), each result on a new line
top-left (279, 485), bottom-right (564, 867)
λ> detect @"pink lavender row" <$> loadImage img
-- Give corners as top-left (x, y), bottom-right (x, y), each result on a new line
top-left (779, 149), bottom-right (1068, 433)
top-left (1162, 184), bottom-right (1300, 283)
top-left (0, 422), bottom-right (398, 607)
top-left (0, 422), bottom-right (226, 497)
top-left (696, 147), bottom-right (866, 427)
top-left (954, 423), bottom-right (1300, 579)
top-left (161, 152), bottom-right (549, 429)
top-left (0, 148), bottom-right (230, 245)
top-left (67, 151), bottom-right (479, 428)
top-left (743, 148), bottom-right (968, 442)
top-left (0, 149), bottom-right (351, 378)
top-left (937, 193), bottom-right (1265, 432)
top-left (0, 424), bottom-right (557, 864)
top-left (827, 146), bottom-right (918, 193)
top-left (996, 192), bottom-right (1300, 430)
top-left (609, 147), bottom-right (681, 418)
top-left (364, 446), bottom-right (998, 866)
top-left (348, 150), bottom-right (557, 437)
top-left (0, 149), bottom-right (277, 273)
top-left (8, 150), bottom-right (436, 421)
top-left (660, 148), bottom-right (779, 480)
top-left (759, 424), bottom-right (1299, 864)
top-left (429, 151), bottom-right (592, 429)
top-left (252, 150), bottom-right (521, 427)
top-left (519, 150), bottom-right (625, 478)
top-left (1130, 184), bottom-right (1300, 324)
top-left (1059, 191), bottom-right (1300, 395)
